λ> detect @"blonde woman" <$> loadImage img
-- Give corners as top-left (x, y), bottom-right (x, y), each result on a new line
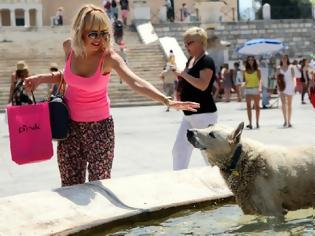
top-left (277, 54), bottom-right (295, 128)
top-left (24, 4), bottom-right (199, 186)
top-left (171, 27), bottom-right (218, 170)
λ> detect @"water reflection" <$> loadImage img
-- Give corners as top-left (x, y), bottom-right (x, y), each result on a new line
top-left (111, 205), bottom-right (313, 236)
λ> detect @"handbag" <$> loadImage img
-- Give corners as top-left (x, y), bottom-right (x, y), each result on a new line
top-left (49, 72), bottom-right (69, 140)
top-left (7, 92), bottom-right (54, 165)
top-left (277, 73), bottom-right (286, 92)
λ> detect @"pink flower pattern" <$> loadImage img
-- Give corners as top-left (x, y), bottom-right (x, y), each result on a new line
top-left (57, 117), bottom-right (115, 186)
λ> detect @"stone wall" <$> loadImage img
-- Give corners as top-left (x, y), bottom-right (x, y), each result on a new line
top-left (154, 19), bottom-right (315, 60)
top-left (214, 19), bottom-right (315, 60)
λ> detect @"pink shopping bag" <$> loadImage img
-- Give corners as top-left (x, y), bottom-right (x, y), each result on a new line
top-left (7, 102), bottom-right (54, 165)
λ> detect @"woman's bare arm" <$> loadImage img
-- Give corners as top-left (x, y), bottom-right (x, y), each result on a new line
top-left (108, 51), bottom-right (199, 111)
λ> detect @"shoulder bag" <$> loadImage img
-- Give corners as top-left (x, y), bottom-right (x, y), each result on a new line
top-left (49, 71), bottom-right (69, 140)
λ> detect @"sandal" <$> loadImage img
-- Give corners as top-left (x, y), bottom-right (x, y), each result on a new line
top-left (246, 124), bottom-right (253, 129)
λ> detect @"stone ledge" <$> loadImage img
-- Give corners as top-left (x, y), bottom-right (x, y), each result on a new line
top-left (0, 166), bottom-right (231, 236)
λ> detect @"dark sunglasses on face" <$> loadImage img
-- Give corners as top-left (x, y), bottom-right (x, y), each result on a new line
top-left (185, 41), bottom-right (195, 47)
top-left (87, 30), bottom-right (109, 40)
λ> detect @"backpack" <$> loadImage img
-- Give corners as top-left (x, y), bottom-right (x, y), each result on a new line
top-left (114, 20), bottom-right (123, 36)
top-left (104, 1), bottom-right (111, 10)
top-left (111, 0), bottom-right (117, 8)
top-left (120, 0), bottom-right (128, 10)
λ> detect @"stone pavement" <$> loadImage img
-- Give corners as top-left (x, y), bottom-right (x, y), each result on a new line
top-left (0, 96), bottom-right (314, 197)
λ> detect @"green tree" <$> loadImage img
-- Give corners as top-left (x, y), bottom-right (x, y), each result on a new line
top-left (259, 0), bottom-right (312, 19)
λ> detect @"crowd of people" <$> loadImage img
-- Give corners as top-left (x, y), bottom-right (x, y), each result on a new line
top-left (160, 51), bottom-right (315, 131)
top-left (103, 0), bottom-right (129, 26)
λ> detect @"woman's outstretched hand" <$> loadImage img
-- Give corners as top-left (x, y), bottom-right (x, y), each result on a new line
top-left (23, 75), bottom-right (41, 92)
top-left (167, 99), bottom-right (200, 112)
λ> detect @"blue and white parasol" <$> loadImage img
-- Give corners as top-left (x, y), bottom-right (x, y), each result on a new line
top-left (236, 38), bottom-right (286, 56)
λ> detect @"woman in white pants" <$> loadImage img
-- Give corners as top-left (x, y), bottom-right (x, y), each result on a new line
top-left (171, 27), bottom-right (218, 170)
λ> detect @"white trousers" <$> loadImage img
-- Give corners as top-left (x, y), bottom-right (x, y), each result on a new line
top-left (172, 112), bottom-right (218, 170)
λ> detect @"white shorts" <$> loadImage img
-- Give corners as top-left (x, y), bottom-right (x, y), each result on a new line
top-left (245, 88), bottom-right (259, 95)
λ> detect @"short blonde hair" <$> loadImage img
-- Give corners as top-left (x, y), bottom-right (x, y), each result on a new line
top-left (183, 27), bottom-right (208, 49)
top-left (71, 4), bottom-right (113, 57)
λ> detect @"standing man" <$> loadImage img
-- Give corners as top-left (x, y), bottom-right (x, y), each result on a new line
top-left (166, 0), bottom-right (174, 22)
top-left (260, 59), bottom-right (270, 109)
top-left (180, 3), bottom-right (190, 22)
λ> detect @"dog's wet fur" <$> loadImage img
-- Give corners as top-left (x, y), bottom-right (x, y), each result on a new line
top-left (187, 122), bottom-right (315, 218)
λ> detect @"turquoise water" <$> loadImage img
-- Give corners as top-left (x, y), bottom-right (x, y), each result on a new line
top-left (105, 204), bottom-right (313, 236)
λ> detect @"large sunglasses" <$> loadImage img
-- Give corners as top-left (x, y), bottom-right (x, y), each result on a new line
top-left (185, 40), bottom-right (195, 47)
top-left (87, 30), bottom-right (110, 40)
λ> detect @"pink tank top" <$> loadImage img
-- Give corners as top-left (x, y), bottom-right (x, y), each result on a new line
top-left (64, 50), bottom-right (111, 122)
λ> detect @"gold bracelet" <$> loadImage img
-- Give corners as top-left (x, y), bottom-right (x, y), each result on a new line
top-left (163, 96), bottom-right (172, 106)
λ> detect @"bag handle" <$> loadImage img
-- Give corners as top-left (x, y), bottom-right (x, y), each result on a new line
top-left (30, 90), bottom-right (36, 104)
top-left (52, 71), bottom-right (65, 96)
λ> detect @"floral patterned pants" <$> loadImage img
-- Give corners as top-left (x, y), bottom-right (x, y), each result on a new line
top-left (57, 117), bottom-right (115, 187)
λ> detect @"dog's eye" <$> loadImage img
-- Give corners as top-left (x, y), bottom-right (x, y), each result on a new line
top-left (209, 132), bottom-right (216, 139)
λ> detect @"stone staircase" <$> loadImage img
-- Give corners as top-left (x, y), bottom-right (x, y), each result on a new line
top-left (0, 26), bottom-right (165, 110)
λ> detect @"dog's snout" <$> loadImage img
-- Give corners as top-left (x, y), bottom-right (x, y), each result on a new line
top-left (187, 130), bottom-right (195, 139)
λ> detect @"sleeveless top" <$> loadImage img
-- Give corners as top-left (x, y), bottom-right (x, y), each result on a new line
top-left (64, 50), bottom-right (111, 122)
top-left (244, 71), bottom-right (259, 88)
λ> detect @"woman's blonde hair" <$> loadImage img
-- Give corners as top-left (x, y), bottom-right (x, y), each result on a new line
top-left (183, 27), bottom-right (208, 49)
top-left (71, 4), bottom-right (113, 57)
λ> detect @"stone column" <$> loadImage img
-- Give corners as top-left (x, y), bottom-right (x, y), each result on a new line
top-left (0, 10), bottom-right (2, 27)
top-left (24, 9), bottom-right (30, 27)
top-left (10, 9), bottom-right (16, 26)
top-left (36, 7), bottom-right (43, 26)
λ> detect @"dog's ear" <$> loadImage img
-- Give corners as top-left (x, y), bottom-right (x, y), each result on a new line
top-left (228, 122), bottom-right (244, 144)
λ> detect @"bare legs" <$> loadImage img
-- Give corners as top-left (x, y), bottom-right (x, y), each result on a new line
top-left (253, 95), bottom-right (260, 128)
top-left (235, 85), bottom-right (242, 102)
top-left (224, 88), bottom-right (231, 102)
top-left (280, 93), bottom-right (293, 127)
top-left (246, 95), bottom-right (252, 128)
top-left (246, 94), bottom-right (260, 129)
top-left (287, 95), bottom-right (293, 127)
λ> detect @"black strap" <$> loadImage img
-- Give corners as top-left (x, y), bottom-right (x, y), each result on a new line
top-left (30, 90), bottom-right (36, 104)
top-left (228, 144), bottom-right (242, 171)
top-left (220, 144), bottom-right (243, 174)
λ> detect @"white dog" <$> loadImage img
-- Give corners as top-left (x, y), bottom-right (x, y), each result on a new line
top-left (187, 122), bottom-right (315, 218)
